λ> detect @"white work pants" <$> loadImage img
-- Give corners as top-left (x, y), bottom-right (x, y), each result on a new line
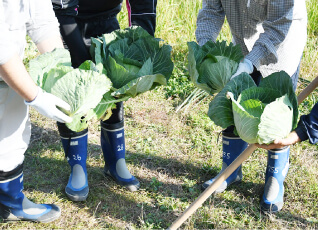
top-left (0, 82), bottom-right (30, 172)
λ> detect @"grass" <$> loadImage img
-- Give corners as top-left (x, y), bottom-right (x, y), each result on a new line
top-left (1, 0), bottom-right (317, 229)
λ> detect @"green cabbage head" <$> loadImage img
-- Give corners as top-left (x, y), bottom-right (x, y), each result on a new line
top-left (90, 26), bottom-right (174, 98)
top-left (187, 40), bottom-right (244, 95)
top-left (28, 48), bottom-right (112, 132)
top-left (208, 71), bottom-right (299, 144)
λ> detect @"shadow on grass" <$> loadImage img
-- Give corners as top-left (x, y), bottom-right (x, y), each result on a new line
top-left (16, 123), bottom-right (317, 229)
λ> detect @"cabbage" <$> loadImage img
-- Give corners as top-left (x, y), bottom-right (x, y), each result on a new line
top-left (187, 40), bottom-right (244, 95)
top-left (29, 48), bottom-right (112, 132)
top-left (208, 71), bottom-right (299, 144)
top-left (90, 26), bottom-right (174, 98)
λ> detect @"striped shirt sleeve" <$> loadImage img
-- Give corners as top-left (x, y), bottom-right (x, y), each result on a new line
top-left (246, 0), bottom-right (294, 68)
top-left (195, 0), bottom-right (225, 46)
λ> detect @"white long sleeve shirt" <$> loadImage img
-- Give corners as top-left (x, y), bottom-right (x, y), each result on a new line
top-left (0, 0), bottom-right (60, 72)
top-left (196, 0), bottom-right (307, 77)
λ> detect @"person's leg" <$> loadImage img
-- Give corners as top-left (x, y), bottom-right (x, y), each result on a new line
top-left (260, 147), bottom-right (290, 213)
top-left (77, 15), bottom-right (139, 191)
top-left (202, 126), bottom-right (248, 192)
top-left (202, 69), bottom-right (262, 192)
top-left (126, 0), bottom-right (157, 36)
top-left (52, 9), bottom-right (93, 202)
top-left (57, 123), bottom-right (89, 201)
top-left (100, 102), bottom-right (140, 191)
top-left (54, 13), bottom-right (91, 68)
top-left (76, 15), bottom-right (120, 49)
top-left (0, 85), bottom-right (60, 222)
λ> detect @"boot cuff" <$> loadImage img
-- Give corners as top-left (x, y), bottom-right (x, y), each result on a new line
top-left (100, 120), bottom-right (124, 130)
top-left (268, 146), bottom-right (290, 152)
top-left (0, 164), bottom-right (23, 181)
top-left (222, 125), bottom-right (240, 138)
top-left (57, 122), bottom-right (88, 138)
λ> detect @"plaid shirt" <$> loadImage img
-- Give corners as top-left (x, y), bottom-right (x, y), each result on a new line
top-left (196, 0), bottom-right (307, 77)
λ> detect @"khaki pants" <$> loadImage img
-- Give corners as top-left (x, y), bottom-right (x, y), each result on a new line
top-left (0, 82), bottom-right (30, 172)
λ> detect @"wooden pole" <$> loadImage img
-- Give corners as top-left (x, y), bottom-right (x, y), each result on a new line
top-left (168, 76), bottom-right (318, 230)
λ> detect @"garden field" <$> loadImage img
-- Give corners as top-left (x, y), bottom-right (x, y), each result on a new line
top-left (1, 0), bottom-right (317, 229)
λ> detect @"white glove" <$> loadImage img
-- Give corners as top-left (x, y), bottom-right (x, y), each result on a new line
top-left (230, 58), bottom-right (254, 80)
top-left (25, 87), bottom-right (72, 123)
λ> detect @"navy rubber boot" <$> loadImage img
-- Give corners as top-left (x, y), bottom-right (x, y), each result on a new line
top-left (202, 130), bottom-right (248, 193)
top-left (261, 147), bottom-right (290, 213)
top-left (101, 120), bottom-right (140, 192)
top-left (0, 165), bottom-right (61, 223)
top-left (58, 123), bottom-right (89, 201)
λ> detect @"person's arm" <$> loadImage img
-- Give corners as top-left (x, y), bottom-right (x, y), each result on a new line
top-left (294, 102), bottom-right (318, 144)
top-left (0, 0), bottom-right (72, 123)
top-left (0, 55), bottom-right (38, 102)
top-left (245, 0), bottom-right (294, 69)
top-left (126, 0), bottom-right (157, 36)
top-left (195, 0), bottom-right (225, 46)
top-left (26, 0), bottom-right (63, 52)
top-left (0, 54), bottom-right (72, 123)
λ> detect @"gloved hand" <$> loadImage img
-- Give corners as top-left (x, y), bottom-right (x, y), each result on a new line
top-left (230, 58), bottom-right (254, 80)
top-left (25, 87), bottom-right (72, 123)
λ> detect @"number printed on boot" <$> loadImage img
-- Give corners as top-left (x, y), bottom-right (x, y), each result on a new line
top-left (117, 144), bottom-right (124, 152)
top-left (268, 166), bottom-right (278, 174)
top-left (223, 151), bottom-right (231, 159)
top-left (73, 154), bottom-right (82, 161)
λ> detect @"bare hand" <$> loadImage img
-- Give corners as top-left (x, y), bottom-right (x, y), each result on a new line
top-left (256, 131), bottom-right (301, 150)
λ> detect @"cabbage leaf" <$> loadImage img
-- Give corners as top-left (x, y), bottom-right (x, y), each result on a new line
top-left (29, 48), bottom-right (112, 132)
top-left (208, 71), bottom-right (298, 144)
top-left (90, 26), bottom-right (174, 99)
top-left (187, 40), bottom-right (244, 95)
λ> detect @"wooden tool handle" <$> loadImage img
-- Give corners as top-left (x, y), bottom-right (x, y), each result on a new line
top-left (297, 76), bottom-right (318, 104)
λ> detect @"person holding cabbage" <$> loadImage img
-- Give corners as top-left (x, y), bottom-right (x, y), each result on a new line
top-left (257, 102), bottom-right (318, 149)
top-left (0, 0), bottom-right (72, 222)
top-left (51, 0), bottom-right (157, 201)
top-left (195, 0), bottom-right (307, 213)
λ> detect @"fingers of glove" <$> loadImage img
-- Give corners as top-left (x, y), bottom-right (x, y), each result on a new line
top-left (52, 110), bottom-right (73, 123)
top-left (230, 59), bottom-right (254, 80)
top-left (47, 93), bottom-right (71, 111)
top-left (44, 94), bottom-right (72, 123)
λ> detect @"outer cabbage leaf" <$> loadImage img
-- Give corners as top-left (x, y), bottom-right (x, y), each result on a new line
top-left (46, 69), bottom-right (111, 116)
top-left (93, 92), bottom-right (129, 121)
top-left (228, 92), bottom-right (261, 144)
top-left (208, 73), bottom-right (256, 128)
top-left (29, 50), bottom-right (113, 132)
top-left (112, 73), bottom-right (167, 98)
top-left (229, 87), bottom-right (294, 144)
top-left (187, 40), bottom-right (244, 95)
top-left (28, 48), bottom-right (72, 87)
top-left (257, 95), bottom-right (293, 144)
top-left (258, 71), bottom-right (298, 129)
top-left (90, 37), bottom-right (105, 65)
